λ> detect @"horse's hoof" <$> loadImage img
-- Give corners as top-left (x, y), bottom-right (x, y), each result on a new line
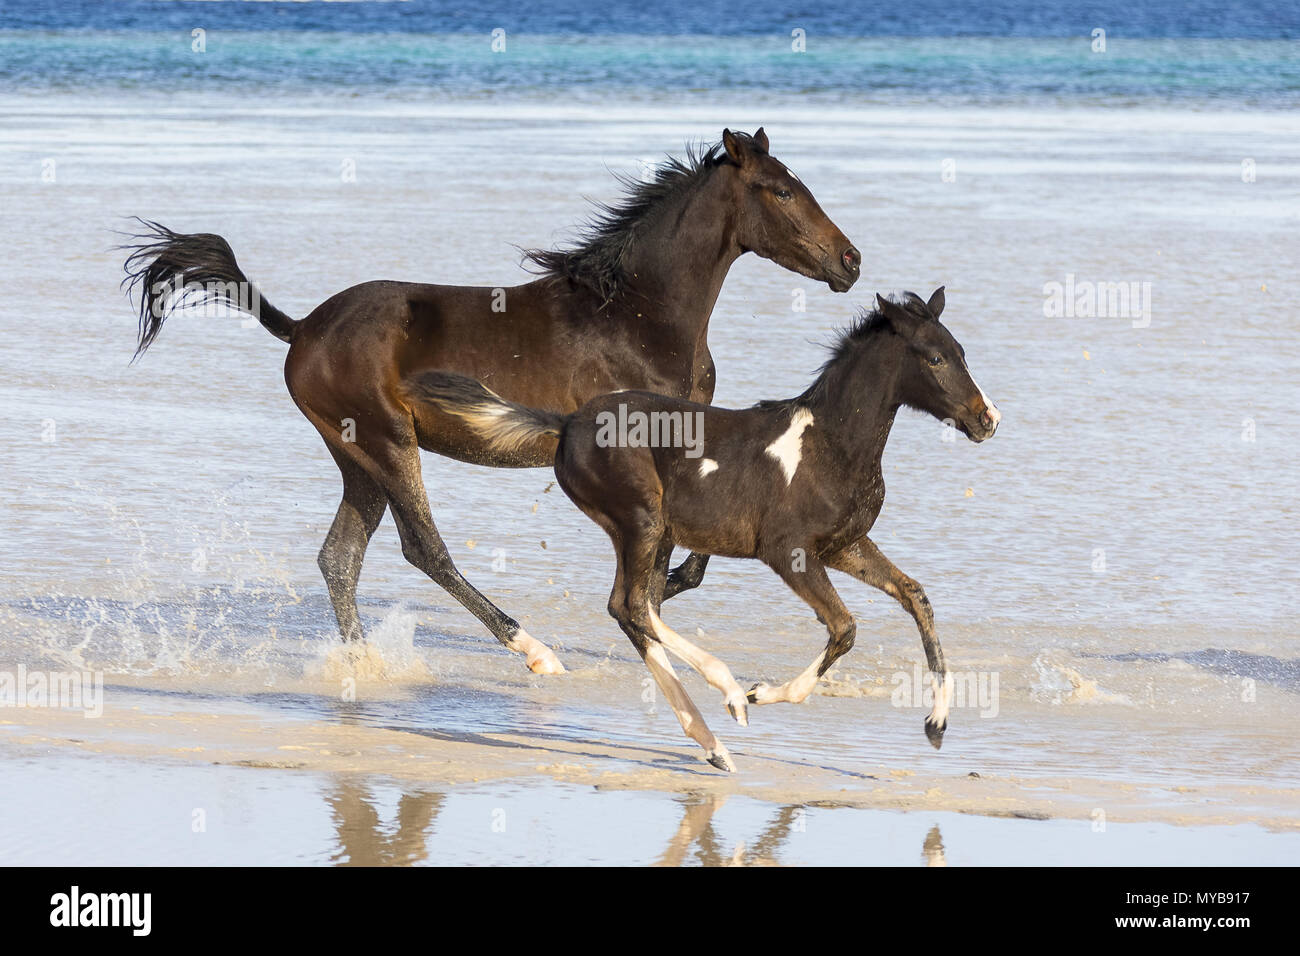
top-left (526, 648), bottom-right (565, 675)
top-left (924, 717), bottom-right (947, 750)
top-left (512, 628), bottom-right (565, 674)
top-left (706, 747), bottom-right (737, 773)
top-left (726, 695), bottom-right (749, 727)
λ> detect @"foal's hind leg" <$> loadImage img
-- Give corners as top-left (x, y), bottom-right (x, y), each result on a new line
top-left (747, 559), bottom-right (856, 706)
top-left (608, 524), bottom-right (736, 770)
top-left (826, 537), bottom-right (951, 748)
top-left (318, 447), bottom-right (387, 644)
top-left (648, 538), bottom-right (747, 724)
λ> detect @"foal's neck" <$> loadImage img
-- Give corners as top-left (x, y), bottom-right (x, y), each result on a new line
top-left (802, 330), bottom-right (904, 471)
top-left (616, 170), bottom-right (740, 341)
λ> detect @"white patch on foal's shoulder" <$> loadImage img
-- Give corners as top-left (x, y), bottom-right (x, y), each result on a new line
top-left (698, 458), bottom-right (719, 477)
top-left (765, 408), bottom-right (814, 486)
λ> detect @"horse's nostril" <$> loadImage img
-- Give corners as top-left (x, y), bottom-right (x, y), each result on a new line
top-left (842, 247), bottom-right (861, 273)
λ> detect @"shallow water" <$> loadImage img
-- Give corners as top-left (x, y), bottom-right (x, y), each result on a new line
top-left (2, 79), bottom-right (1298, 851)
top-left (3, 752), bottom-right (1294, 866)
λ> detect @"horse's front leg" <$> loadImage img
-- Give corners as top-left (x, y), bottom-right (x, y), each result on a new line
top-left (826, 537), bottom-right (951, 749)
top-left (663, 551), bottom-right (711, 602)
top-left (747, 559), bottom-right (855, 706)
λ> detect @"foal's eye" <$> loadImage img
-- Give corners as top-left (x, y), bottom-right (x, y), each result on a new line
top-left (774, 188), bottom-right (792, 201)
top-left (928, 355), bottom-right (944, 367)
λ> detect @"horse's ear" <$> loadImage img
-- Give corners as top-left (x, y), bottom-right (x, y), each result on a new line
top-left (752, 127), bottom-right (770, 153)
top-left (722, 128), bottom-right (751, 167)
top-left (927, 286), bottom-right (946, 318)
top-left (876, 294), bottom-right (921, 335)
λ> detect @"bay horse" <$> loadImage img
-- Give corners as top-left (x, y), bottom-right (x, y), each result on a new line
top-left (408, 288), bottom-right (1000, 771)
top-left (123, 129), bottom-right (860, 675)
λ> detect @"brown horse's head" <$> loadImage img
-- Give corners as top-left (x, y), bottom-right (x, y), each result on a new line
top-left (719, 128), bottom-right (860, 292)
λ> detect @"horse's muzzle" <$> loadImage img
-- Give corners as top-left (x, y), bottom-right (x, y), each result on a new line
top-left (829, 245), bottom-right (861, 291)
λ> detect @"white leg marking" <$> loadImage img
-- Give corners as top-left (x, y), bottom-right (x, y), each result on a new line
top-left (928, 671), bottom-right (954, 727)
top-left (644, 643), bottom-right (732, 769)
top-left (505, 627), bottom-right (565, 674)
top-left (750, 651), bottom-right (826, 705)
top-left (698, 458), bottom-right (719, 477)
top-left (765, 407), bottom-right (814, 486)
top-left (648, 609), bottom-right (747, 725)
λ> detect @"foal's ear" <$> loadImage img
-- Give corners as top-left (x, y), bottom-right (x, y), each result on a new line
top-left (927, 286), bottom-right (946, 318)
top-left (876, 293), bottom-right (923, 335)
top-left (752, 127), bottom-right (770, 154)
top-left (722, 128), bottom-right (752, 167)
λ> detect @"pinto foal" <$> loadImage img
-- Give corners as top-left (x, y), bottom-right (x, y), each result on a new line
top-left (409, 289), bottom-right (1000, 771)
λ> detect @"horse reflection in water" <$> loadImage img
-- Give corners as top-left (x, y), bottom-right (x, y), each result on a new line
top-left (322, 780), bottom-right (949, 866)
top-left (327, 779), bottom-right (444, 866)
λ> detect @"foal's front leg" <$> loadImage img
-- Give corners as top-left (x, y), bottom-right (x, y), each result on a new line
top-left (747, 560), bottom-right (856, 706)
top-left (663, 551), bottom-right (710, 602)
top-left (826, 537), bottom-right (952, 748)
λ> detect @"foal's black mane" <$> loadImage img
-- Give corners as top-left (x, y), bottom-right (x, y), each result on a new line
top-left (758, 293), bottom-right (934, 411)
top-left (523, 135), bottom-right (753, 303)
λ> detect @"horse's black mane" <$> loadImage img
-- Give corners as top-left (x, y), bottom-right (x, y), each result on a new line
top-left (758, 293), bottom-right (934, 411)
top-left (523, 136), bottom-right (750, 303)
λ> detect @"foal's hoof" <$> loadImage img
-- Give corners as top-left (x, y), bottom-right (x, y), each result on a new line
top-left (924, 717), bottom-right (947, 750)
top-left (706, 747), bottom-right (738, 773)
top-left (726, 694), bottom-right (749, 727)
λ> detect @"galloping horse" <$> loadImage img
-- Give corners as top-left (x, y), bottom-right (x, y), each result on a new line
top-left (411, 289), bottom-right (1000, 770)
top-left (124, 129), bottom-right (860, 673)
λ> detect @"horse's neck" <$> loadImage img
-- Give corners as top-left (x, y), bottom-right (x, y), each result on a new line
top-left (615, 175), bottom-right (739, 343)
top-left (807, 338), bottom-right (902, 473)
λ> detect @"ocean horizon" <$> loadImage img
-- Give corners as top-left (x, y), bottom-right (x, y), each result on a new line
top-left (2, 0), bottom-right (1299, 108)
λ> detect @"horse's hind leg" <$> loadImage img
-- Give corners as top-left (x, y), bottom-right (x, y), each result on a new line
top-left (383, 461), bottom-right (564, 674)
top-left (310, 406), bottom-right (563, 674)
top-left (747, 559), bottom-right (855, 707)
top-left (826, 537), bottom-right (951, 748)
top-left (608, 522), bottom-right (735, 771)
top-left (318, 447), bottom-right (387, 644)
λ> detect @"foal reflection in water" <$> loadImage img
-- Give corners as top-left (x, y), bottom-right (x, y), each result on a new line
top-left (411, 289), bottom-right (1000, 771)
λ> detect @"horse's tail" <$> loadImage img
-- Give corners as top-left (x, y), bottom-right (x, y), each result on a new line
top-left (404, 371), bottom-right (568, 456)
top-left (121, 218), bottom-right (298, 361)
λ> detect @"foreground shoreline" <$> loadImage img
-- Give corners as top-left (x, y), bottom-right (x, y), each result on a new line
top-left (4, 681), bottom-right (1296, 838)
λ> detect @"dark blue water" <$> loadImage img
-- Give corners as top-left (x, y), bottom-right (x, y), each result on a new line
top-left (0, 0), bottom-right (1297, 106)
top-left (2, 0), bottom-right (1297, 38)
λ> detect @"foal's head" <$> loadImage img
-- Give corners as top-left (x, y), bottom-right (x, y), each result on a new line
top-left (876, 288), bottom-right (1001, 442)
top-left (718, 128), bottom-right (861, 292)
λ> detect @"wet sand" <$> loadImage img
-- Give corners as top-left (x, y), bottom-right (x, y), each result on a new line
top-left (3, 680), bottom-right (1297, 865)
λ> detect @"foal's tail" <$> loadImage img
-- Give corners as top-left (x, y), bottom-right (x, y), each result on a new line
top-left (405, 372), bottom-right (568, 455)
top-left (121, 218), bottom-right (298, 361)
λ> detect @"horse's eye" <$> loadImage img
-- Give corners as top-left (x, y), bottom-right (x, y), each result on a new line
top-left (928, 355), bottom-right (944, 367)
top-left (774, 188), bottom-right (792, 201)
